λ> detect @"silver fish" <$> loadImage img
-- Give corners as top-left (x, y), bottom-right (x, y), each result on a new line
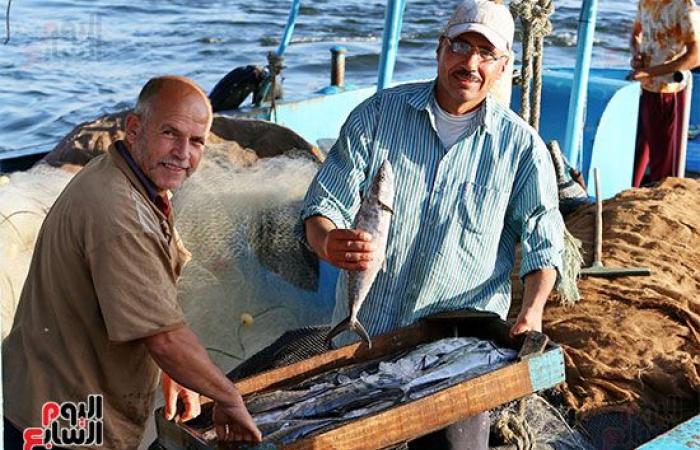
top-left (405, 340), bottom-right (516, 392)
top-left (408, 358), bottom-right (514, 400)
top-left (284, 380), bottom-right (404, 419)
top-left (264, 419), bottom-right (339, 444)
top-left (246, 382), bottom-right (334, 415)
top-left (326, 159), bottom-right (395, 348)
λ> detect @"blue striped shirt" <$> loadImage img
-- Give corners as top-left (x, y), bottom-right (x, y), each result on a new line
top-left (299, 80), bottom-right (564, 344)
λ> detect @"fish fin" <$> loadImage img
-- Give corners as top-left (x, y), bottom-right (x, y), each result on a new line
top-left (379, 202), bottom-right (394, 214)
top-left (325, 317), bottom-right (351, 349)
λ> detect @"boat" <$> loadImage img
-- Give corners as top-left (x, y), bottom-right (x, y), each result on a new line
top-left (1, 0), bottom-right (697, 448)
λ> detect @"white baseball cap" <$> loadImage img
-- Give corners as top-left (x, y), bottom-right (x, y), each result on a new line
top-left (443, 0), bottom-right (515, 53)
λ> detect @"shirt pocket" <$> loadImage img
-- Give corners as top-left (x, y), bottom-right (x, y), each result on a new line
top-left (457, 182), bottom-right (507, 238)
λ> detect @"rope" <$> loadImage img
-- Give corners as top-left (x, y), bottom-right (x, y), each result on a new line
top-left (511, 3), bottom-right (583, 306)
top-left (4, 0), bottom-right (11, 44)
top-left (530, 0), bottom-right (554, 131)
top-left (495, 399), bottom-right (536, 450)
top-left (545, 140), bottom-right (585, 304)
top-left (510, 0), bottom-right (534, 124)
top-left (559, 227), bottom-right (583, 305)
top-left (510, 0), bottom-right (555, 130)
top-left (266, 51), bottom-right (285, 123)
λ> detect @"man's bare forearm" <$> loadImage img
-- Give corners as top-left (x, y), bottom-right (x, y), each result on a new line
top-left (644, 42), bottom-right (700, 77)
top-left (520, 268), bottom-right (557, 315)
top-left (304, 215), bottom-right (337, 260)
top-left (144, 326), bottom-right (243, 406)
top-left (510, 268), bottom-right (557, 336)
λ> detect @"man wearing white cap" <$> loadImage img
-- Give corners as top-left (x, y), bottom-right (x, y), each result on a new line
top-left (299, 1), bottom-right (563, 447)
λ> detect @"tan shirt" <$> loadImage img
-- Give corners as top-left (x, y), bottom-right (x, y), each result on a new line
top-left (635, 0), bottom-right (700, 93)
top-left (3, 145), bottom-right (189, 449)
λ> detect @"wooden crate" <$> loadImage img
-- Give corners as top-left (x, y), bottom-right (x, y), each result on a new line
top-left (155, 311), bottom-right (565, 450)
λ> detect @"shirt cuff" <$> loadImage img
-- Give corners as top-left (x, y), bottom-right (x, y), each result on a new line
top-left (519, 249), bottom-right (563, 281)
top-left (295, 202), bottom-right (350, 250)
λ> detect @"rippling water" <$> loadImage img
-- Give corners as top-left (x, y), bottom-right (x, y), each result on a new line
top-left (0, 0), bottom-right (637, 154)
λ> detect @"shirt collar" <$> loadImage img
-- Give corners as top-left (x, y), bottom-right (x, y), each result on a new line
top-left (114, 140), bottom-right (159, 203)
top-left (407, 79), bottom-right (496, 135)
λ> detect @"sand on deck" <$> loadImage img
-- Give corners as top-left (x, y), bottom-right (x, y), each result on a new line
top-left (511, 178), bottom-right (700, 428)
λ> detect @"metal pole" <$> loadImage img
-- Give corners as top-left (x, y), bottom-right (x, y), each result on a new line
top-left (276, 0), bottom-right (302, 56)
top-left (331, 46), bottom-right (347, 87)
top-left (563, 0), bottom-right (598, 170)
top-left (678, 74), bottom-right (692, 177)
top-left (377, 0), bottom-right (407, 90)
top-left (593, 168), bottom-right (602, 266)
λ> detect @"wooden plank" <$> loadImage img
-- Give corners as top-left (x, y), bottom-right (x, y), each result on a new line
top-left (234, 322), bottom-right (443, 396)
top-left (285, 359), bottom-right (535, 450)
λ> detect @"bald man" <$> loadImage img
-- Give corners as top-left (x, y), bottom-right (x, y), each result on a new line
top-left (2, 76), bottom-right (262, 450)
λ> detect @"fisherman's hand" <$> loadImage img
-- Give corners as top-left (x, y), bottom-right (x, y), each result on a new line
top-left (630, 52), bottom-right (646, 70)
top-left (323, 229), bottom-right (376, 271)
top-left (162, 373), bottom-right (201, 422)
top-left (626, 68), bottom-right (651, 81)
top-left (509, 307), bottom-right (543, 338)
top-left (212, 398), bottom-right (262, 443)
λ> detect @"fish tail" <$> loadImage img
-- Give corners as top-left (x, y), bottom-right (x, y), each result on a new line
top-left (325, 317), bottom-right (373, 349)
top-left (325, 317), bottom-right (351, 348)
top-left (354, 320), bottom-right (372, 349)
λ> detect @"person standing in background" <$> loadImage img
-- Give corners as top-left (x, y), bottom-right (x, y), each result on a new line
top-left (628, 0), bottom-right (700, 187)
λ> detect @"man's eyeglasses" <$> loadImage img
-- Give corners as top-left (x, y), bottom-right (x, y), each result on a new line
top-left (445, 38), bottom-right (506, 64)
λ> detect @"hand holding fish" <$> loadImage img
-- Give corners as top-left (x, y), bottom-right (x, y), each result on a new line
top-left (325, 160), bottom-right (395, 347)
top-left (323, 228), bottom-right (377, 271)
top-left (212, 398), bottom-right (263, 443)
top-left (630, 52), bottom-right (646, 70)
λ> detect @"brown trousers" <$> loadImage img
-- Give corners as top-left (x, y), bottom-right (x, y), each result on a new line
top-left (633, 87), bottom-right (687, 187)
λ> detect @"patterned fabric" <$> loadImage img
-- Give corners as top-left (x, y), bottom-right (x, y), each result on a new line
top-left (299, 81), bottom-right (564, 344)
top-left (115, 141), bottom-right (172, 216)
top-left (155, 193), bottom-right (172, 217)
top-left (635, 0), bottom-right (700, 93)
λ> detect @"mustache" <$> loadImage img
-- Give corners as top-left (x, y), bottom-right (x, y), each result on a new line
top-left (454, 68), bottom-right (482, 82)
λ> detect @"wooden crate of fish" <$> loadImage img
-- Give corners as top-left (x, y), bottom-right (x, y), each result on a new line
top-left (154, 311), bottom-right (565, 450)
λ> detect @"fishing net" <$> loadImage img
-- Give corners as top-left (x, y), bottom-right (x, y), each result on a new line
top-left (2, 114), bottom-right (331, 366)
top-left (228, 325), bottom-right (331, 380)
top-left (172, 150), bottom-right (333, 373)
top-left (0, 163), bottom-right (78, 337)
top-left (491, 392), bottom-right (595, 450)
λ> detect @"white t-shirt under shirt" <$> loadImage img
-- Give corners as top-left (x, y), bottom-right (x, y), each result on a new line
top-left (431, 98), bottom-right (479, 149)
